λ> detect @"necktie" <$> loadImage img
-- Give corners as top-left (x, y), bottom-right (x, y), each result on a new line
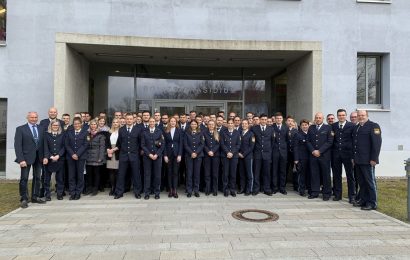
top-left (182, 125), bottom-right (185, 130)
top-left (75, 131), bottom-right (79, 136)
top-left (278, 125), bottom-right (281, 131)
top-left (316, 125), bottom-right (320, 131)
top-left (262, 127), bottom-right (265, 132)
top-left (127, 127), bottom-right (130, 133)
top-left (230, 131), bottom-right (232, 135)
top-left (151, 129), bottom-right (154, 133)
top-left (32, 125), bottom-right (38, 144)
top-left (339, 124), bottom-right (343, 130)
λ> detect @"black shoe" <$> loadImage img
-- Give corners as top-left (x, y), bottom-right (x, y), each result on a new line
top-left (272, 190), bottom-right (278, 194)
top-left (99, 188), bottom-right (104, 192)
top-left (194, 192), bottom-right (200, 197)
top-left (353, 201), bottom-right (363, 207)
top-left (244, 192), bottom-right (250, 196)
top-left (62, 191), bottom-right (66, 196)
top-left (264, 192), bottom-right (273, 196)
top-left (230, 192), bottom-right (236, 197)
top-left (144, 195), bottom-right (150, 200)
top-left (308, 195), bottom-right (318, 199)
top-left (91, 191), bottom-right (98, 196)
top-left (74, 194), bottom-right (80, 200)
top-left (205, 192), bottom-right (210, 196)
top-left (109, 190), bottom-right (114, 196)
top-left (213, 192), bottom-right (217, 196)
top-left (84, 190), bottom-right (92, 196)
top-left (31, 198), bottom-right (46, 204)
top-left (323, 197), bottom-right (330, 201)
top-left (174, 193), bottom-right (179, 198)
top-left (333, 197), bottom-right (341, 201)
top-left (57, 194), bottom-right (63, 200)
top-left (114, 194), bottom-right (123, 199)
top-left (69, 195), bottom-right (75, 200)
top-left (299, 192), bottom-right (306, 197)
top-left (361, 205), bottom-right (374, 211)
top-left (252, 192), bottom-right (259, 196)
top-left (155, 195), bottom-right (160, 200)
top-left (187, 193), bottom-right (192, 198)
top-left (223, 191), bottom-right (229, 197)
top-left (279, 190), bottom-right (287, 195)
top-left (135, 194), bottom-right (141, 199)
top-left (349, 198), bottom-right (355, 204)
top-left (168, 192), bottom-right (173, 198)
top-left (21, 200), bottom-right (28, 208)
top-left (237, 190), bottom-right (244, 195)
top-left (45, 197), bottom-right (51, 201)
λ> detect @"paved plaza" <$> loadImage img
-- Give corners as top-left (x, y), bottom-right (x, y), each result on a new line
top-left (1, 191), bottom-right (410, 260)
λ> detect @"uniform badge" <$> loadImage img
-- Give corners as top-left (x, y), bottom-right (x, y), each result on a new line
top-left (374, 128), bottom-right (381, 135)
top-left (331, 131), bottom-right (335, 136)
top-left (86, 135), bottom-right (90, 141)
top-left (252, 136), bottom-right (255, 143)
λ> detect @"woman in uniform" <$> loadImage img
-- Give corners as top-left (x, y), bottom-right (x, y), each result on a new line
top-left (203, 120), bottom-right (220, 196)
top-left (238, 119), bottom-right (255, 196)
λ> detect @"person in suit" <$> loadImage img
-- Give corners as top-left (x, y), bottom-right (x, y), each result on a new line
top-left (203, 120), bottom-right (220, 196)
top-left (220, 119), bottom-right (241, 197)
top-left (65, 117), bottom-right (88, 200)
top-left (331, 109), bottom-right (356, 202)
top-left (350, 111), bottom-right (360, 200)
top-left (238, 119), bottom-right (255, 196)
top-left (85, 120), bottom-right (106, 196)
top-left (14, 112), bottom-right (46, 208)
top-left (251, 114), bottom-right (275, 196)
top-left (141, 118), bottom-right (164, 200)
top-left (61, 113), bottom-right (71, 131)
top-left (216, 116), bottom-right (227, 134)
top-left (272, 112), bottom-right (289, 195)
top-left (306, 112), bottom-right (334, 200)
top-left (286, 118), bottom-right (299, 192)
top-left (106, 118), bottom-right (120, 196)
top-left (178, 113), bottom-right (189, 187)
top-left (114, 113), bottom-right (143, 199)
top-left (39, 107), bottom-right (64, 130)
top-left (163, 117), bottom-right (183, 198)
top-left (352, 110), bottom-right (382, 210)
top-left (293, 119), bottom-right (311, 196)
top-left (184, 120), bottom-right (204, 197)
top-left (43, 120), bottom-right (65, 200)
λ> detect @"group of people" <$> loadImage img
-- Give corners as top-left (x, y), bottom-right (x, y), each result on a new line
top-left (14, 107), bottom-right (382, 211)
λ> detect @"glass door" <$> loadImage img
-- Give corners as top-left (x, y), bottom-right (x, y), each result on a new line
top-left (190, 101), bottom-right (225, 115)
top-left (153, 101), bottom-right (187, 116)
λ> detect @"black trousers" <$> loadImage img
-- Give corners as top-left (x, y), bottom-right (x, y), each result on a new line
top-left (296, 159), bottom-right (309, 194)
top-left (116, 159), bottom-right (141, 196)
top-left (86, 165), bottom-right (101, 193)
top-left (332, 154), bottom-right (356, 199)
top-left (143, 157), bottom-right (162, 196)
top-left (355, 164), bottom-right (377, 208)
top-left (108, 169), bottom-right (118, 192)
top-left (309, 155), bottom-right (331, 197)
top-left (44, 162), bottom-right (64, 197)
top-left (19, 154), bottom-right (42, 201)
top-left (203, 156), bottom-right (220, 193)
top-left (239, 157), bottom-right (253, 193)
top-left (222, 157), bottom-right (238, 193)
top-left (166, 154), bottom-right (180, 190)
top-left (185, 157), bottom-right (202, 194)
top-left (67, 158), bottom-right (86, 196)
top-left (272, 152), bottom-right (287, 192)
top-left (253, 158), bottom-right (271, 193)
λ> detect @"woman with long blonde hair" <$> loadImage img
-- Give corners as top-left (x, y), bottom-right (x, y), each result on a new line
top-left (106, 118), bottom-right (121, 195)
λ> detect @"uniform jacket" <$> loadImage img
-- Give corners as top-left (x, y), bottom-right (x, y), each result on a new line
top-left (116, 125), bottom-right (142, 162)
top-left (293, 130), bottom-right (310, 161)
top-left (14, 123), bottom-right (45, 164)
top-left (331, 121), bottom-right (355, 159)
top-left (251, 125), bottom-right (275, 160)
top-left (273, 124), bottom-right (289, 156)
top-left (39, 118), bottom-right (64, 131)
top-left (220, 129), bottom-right (241, 159)
top-left (163, 127), bottom-right (183, 157)
top-left (184, 130), bottom-right (204, 158)
top-left (141, 127), bottom-right (165, 157)
top-left (64, 128), bottom-right (89, 160)
top-left (203, 129), bottom-right (220, 157)
top-left (239, 130), bottom-right (255, 159)
top-left (43, 132), bottom-right (65, 172)
top-left (306, 124), bottom-right (334, 159)
top-left (353, 120), bottom-right (382, 165)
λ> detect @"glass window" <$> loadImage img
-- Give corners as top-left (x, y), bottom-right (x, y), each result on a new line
top-left (244, 80), bottom-right (269, 116)
top-left (0, 0), bottom-right (6, 43)
top-left (107, 76), bottom-right (134, 114)
top-left (357, 55), bottom-right (381, 105)
top-left (0, 98), bottom-right (6, 174)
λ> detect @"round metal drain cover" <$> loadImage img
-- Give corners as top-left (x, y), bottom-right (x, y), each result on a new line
top-left (232, 209), bottom-right (279, 223)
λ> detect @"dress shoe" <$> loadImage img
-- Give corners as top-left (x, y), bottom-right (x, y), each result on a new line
top-left (323, 196), bottom-right (330, 201)
top-left (84, 190), bottom-right (92, 196)
top-left (299, 192), bottom-right (306, 197)
top-left (57, 194), bottom-right (63, 200)
top-left (144, 195), bottom-right (150, 200)
top-left (168, 192), bottom-right (173, 198)
top-left (237, 190), bottom-right (244, 195)
top-left (361, 205), bottom-right (375, 211)
top-left (333, 197), bottom-right (341, 201)
top-left (135, 194), bottom-right (141, 199)
top-left (114, 194), bottom-right (123, 199)
top-left (205, 192), bottom-right (210, 196)
top-left (62, 191), bottom-right (66, 196)
top-left (69, 195), bottom-right (75, 200)
top-left (230, 192), bottom-right (236, 197)
top-left (224, 191), bottom-right (229, 197)
top-left (264, 192), bottom-right (273, 196)
top-left (174, 193), bottom-right (179, 198)
top-left (155, 195), bottom-right (160, 200)
top-left (99, 188), bottom-right (105, 192)
top-left (21, 200), bottom-right (28, 208)
top-left (252, 192), bottom-right (259, 196)
top-left (279, 190), bottom-right (287, 195)
top-left (244, 192), bottom-right (250, 196)
top-left (31, 198), bottom-right (46, 204)
top-left (109, 190), bottom-right (114, 196)
top-left (353, 201), bottom-right (363, 207)
top-left (308, 195), bottom-right (318, 199)
top-left (74, 194), bottom-right (80, 200)
top-left (349, 198), bottom-right (355, 204)
top-left (187, 193), bottom-right (192, 198)
top-left (194, 192), bottom-right (200, 198)
top-left (91, 191), bottom-right (98, 196)
top-left (45, 197), bottom-right (51, 201)
top-left (213, 192), bottom-right (217, 196)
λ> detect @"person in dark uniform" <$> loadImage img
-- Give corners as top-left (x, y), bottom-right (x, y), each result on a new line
top-left (141, 118), bottom-right (164, 200)
top-left (220, 119), bottom-right (241, 197)
top-left (43, 120), bottom-right (65, 200)
top-left (293, 119), bottom-right (311, 196)
top-left (306, 112), bottom-right (334, 200)
top-left (286, 117), bottom-right (299, 191)
top-left (238, 119), bottom-right (255, 196)
top-left (353, 110), bottom-right (382, 210)
top-left (184, 120), bottom-right (204, 197)
top-left (251, 114), bottom-right (275, 196)
top-left (331, 109), bottom-right (356, 202)
top-left (178, 113), bottom-right (190, 187)
top-left (203, 120), bottom-right (220, 196)
top-left (350, 111), bottom-right (360, 200)
top-left (114, 113), bottom-right (143, 199)
top-left (272, 112), bottom-right (289, 195)
top-left (65, 117), bottom-right (88, 200)
top-left (14, 112), bottom-right (46, 208)
top-left (164, 117), bottom-right (183, 198)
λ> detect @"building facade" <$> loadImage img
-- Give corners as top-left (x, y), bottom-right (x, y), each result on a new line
top-left (0, 0), bottom-right (408, 178)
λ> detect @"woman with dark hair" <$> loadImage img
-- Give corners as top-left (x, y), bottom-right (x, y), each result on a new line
top-left (184, 120), bottom-right (204, 198)
top-left (203, 120), bottom-right (220, 196)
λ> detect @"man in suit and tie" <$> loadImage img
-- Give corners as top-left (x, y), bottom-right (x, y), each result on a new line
top-left (14, 112), bottom-right (46, 208)
top-left (272, 112), bottom-right (289, 195)
top-left (39, 107), bottom-right (64, 130)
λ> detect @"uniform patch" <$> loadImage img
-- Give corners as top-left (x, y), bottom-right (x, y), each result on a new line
top-left (86, 135), bottom-right (91, 141)
top-left (252, 136), bottom-right (255, 143)
top-left (374, 128), bottom-right (381, 135)
top-left (331, 131), bottom-right (335, 136)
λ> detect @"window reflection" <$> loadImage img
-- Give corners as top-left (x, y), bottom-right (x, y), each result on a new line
top-left (108, 76), bottom-right (134, 114)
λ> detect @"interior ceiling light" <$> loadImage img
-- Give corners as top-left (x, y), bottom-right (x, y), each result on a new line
top-left (95, 53), bottom-right (153, 59)
top-left (230, 58), bottom-right (285, 62)
top-left (164, 56), bottom-right (220, 61)
top-left (0, 8), bottom-right (6, 14)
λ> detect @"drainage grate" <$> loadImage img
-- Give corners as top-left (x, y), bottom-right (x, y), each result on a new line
top-left (232, 209), bottom-right (279, 223)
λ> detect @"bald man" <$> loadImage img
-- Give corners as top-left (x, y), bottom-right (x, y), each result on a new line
top-left (39, 107), bottom-right (64, 130)
top-left (306, 112), bottom-right (334, 200)
top-left (14, 112), bottom-right (46, 208)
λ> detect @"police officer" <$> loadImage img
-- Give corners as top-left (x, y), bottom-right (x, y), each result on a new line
top-left (293, 119), bottom-right (311, 196)
top-left (353, 110), bottom-right (382, 210)
top-left (184, 120), bottom-right (204, 197)
top-left (306, 112), bottom-right (334, 200)
top-left (141, 117), bottom-right (164, 200)
top-left (43, 120), bottom-right (65, 200)
top-left (252, 114), bottom-right (275, 196)
top-left (272, 112), bottom-right (289, 195)
top-left (203, 120), bottom-right (220, 196)
top-left (238, 119), bottom-right (255, 196)
top-left (331, 109), bottom-right (356, 202)
top-left (114, 113), bottom-right (143, 199)
top-left (164, 117), bottom-right (183, 198)
top-left (65, 117), bottom-right (88, 200)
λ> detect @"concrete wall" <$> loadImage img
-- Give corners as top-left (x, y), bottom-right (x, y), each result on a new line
top-left (1, 0), bottom-right (410, 177)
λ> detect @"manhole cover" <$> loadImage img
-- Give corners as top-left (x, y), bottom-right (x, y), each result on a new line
top-left (232, 209), bottom-right (279, 223)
